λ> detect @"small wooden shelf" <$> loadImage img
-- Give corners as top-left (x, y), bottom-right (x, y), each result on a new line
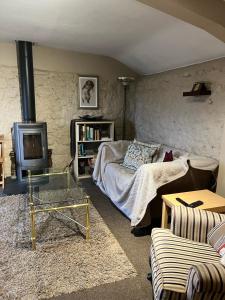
top-left (183, 91), bottom-right (211, 97)
top-left (183, 82), bottom-right (211, 97)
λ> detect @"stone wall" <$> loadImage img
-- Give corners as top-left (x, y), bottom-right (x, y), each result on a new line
top-left (0, 66), bottom-right (21, 176)
top-left (0, 66), bottom-right (125, 176)
top-left (134, 58), bottom-right (225, 159)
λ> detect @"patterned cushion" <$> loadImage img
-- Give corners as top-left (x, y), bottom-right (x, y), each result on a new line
top-left (133, 139), bottom-right (161, 163)
top-left (208, 221), bottom-right (225, 256)
top-left (122, 142), bottom-right (158, 170)
top-left (150, 228), bottom-right (220, 300)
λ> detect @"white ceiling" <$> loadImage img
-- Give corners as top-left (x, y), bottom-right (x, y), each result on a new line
top-left (0, 0), bottom-right (225, 74)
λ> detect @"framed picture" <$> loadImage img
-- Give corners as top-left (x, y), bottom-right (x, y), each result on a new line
top-left (79, 76), bottom-right (98, 109)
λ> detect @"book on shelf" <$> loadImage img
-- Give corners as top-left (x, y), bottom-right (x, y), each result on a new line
top-left (79, 143), bottom-right (86, 156)
top-left (78, 124), bottom-right (111, 141)
top-left (0, 143), bottom-right (1, 158)
top-left (82, 126), bottom-right (85, 141)
top-left (90, 127), bottom-right (94, 140)
top-left (94, 129), bottom-right (100, 140)
top-left (86, 126), bottom-right (89, 140)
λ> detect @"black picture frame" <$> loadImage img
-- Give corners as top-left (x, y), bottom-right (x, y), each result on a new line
top-left (79, 76), bottom-right (98, 109)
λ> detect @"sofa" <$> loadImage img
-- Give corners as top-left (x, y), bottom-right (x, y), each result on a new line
top-left (93, 140), bottom-right (218, 230)
top-left (150, 206), bottom-right (225, 299)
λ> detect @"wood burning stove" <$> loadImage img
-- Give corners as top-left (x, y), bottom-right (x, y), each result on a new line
top-left (13, 41), bottom-right (50, 181)
top-left (13, 122), bottom-right (48, 181)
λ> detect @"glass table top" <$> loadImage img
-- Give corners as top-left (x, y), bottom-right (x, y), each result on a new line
top-left (27, 168), bottom-right (89, 208)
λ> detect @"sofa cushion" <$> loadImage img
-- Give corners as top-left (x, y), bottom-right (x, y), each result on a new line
top-left (151, 228), bottom-right (220, 299)
top-left (208, 221), bottom-right (225, 256)
top-left (134, 139), bottom-right (161, 162)
top-left (122, 142), bottom-right (158, 170)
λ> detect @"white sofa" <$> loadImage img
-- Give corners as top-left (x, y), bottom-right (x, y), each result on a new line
top-left (93, 140), bottom-right (219, 229)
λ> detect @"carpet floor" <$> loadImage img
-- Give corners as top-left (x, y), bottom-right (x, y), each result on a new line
top-left (0, 179), bottom-right (153, 300)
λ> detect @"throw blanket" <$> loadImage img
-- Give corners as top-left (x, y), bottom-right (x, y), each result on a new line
top-left (93, 141), bottom-right (191, 226)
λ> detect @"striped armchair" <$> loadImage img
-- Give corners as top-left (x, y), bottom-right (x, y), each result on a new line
top-left (150, 206), bottom-right (225, 300)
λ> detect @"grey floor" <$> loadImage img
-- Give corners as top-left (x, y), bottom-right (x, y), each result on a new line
top-left (55, 179), bottom-right (152, 300)
top-left (1, 179), bottom-right (153, 300)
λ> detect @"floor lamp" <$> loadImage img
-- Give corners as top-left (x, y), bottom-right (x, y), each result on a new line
top-left (117, 76), bottom-right (135, 140)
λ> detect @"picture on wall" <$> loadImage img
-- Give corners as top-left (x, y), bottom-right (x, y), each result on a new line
top-left (79, 76), bottom-right (98, 108)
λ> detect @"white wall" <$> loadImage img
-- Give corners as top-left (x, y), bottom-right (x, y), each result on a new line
top-left (133, 58), bottom-right (225, 195)
top-left (0, 42), bottom-right (137, 176)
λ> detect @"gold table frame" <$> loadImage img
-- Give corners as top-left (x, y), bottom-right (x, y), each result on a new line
top-left (28, 169), bottom-right (90, 250)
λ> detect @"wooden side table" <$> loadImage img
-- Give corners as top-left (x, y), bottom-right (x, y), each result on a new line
top-left (161, 189), bottom-right (225, 228)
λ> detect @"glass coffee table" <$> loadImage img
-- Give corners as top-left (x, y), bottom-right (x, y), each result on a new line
top-left (27, 168), bottom-right (90, 250)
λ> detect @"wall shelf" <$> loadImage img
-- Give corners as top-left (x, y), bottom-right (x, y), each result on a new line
top-left (183, 82), bottom-right (211, 97)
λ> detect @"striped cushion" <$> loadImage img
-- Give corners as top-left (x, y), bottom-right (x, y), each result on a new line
top-left (208, 221), bottom-right (225, 256)
top-left (171, 206), bottom-right (225, 243)
top-left (150, 228), bottom-right (220, 299)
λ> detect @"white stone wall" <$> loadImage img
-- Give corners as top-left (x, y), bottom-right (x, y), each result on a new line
top-left (0, 66), bottom-right (21, 176)
top-left (0, 66), bottom-right (124, 176)
top-left (134, 58), bottom-right (225, 159)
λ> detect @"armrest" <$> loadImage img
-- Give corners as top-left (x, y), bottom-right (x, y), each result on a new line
top-left (99, 140), bottom-right (131, 162)
top-left (186, 263), bottom-right (225, 296)
top-left (171, 206), bottom-right (225, 243)
top-left (93, 140), bottom-right (131, 182)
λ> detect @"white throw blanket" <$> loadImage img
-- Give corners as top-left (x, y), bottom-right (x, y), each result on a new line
top-left (93, 141), bottom-right (218, 226)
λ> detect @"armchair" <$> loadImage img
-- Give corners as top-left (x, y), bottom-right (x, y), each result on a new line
top-left (150, 206), bottom-right (225, 300)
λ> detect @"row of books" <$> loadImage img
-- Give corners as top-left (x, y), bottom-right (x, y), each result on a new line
top-left (79, 125), bottom-right (110, 141)
top-left (78, 144), bottom-right (97, 156)
top-left (0, 143), bottom-right (2, 158)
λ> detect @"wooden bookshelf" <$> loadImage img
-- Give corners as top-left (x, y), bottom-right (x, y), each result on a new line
top-left (0, 135), bottom-right (5, 189)
top-left (73, 121), bottom-right (114, 179)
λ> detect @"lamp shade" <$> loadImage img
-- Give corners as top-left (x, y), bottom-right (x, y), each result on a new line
top-left (117, 76), bottom-right (135, 86)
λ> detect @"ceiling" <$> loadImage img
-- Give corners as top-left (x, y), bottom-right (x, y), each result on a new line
top-left (138, 0), bottom-right (225, 44)
top-left (0, 0), bottom-right (225, 74)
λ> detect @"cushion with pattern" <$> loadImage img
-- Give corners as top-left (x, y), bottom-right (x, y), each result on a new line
top-left (122, 142), bottom-right (158, 171)
top-left (133, 139), bottom-right (161, 163)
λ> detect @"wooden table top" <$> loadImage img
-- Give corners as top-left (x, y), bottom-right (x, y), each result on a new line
top-left (162, 189), bottom-right (225, 213)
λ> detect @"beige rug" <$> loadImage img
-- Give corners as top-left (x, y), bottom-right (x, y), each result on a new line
top-left (0, 194), bottom-right (137, 299)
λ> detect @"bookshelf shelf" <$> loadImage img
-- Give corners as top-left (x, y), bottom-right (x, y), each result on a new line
top-left (78, 155), bottom-right (95, 159)
top-left (78, 139), bottom-right (113, 143)
top-left (73, 121), bottom-right (114, 179)
top-left (0, 135), bottom-right (5, 189)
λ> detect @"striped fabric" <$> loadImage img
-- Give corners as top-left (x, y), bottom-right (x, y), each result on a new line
top-left (171, 206), bottom-right (225, 243)
top-left (151, 243), bottom-right (187, 300)
top-left (187, 263), bottom-right (225, 299)
top-left (150, 228), bottom-right (221, 300)
top-left (207, 221), bottom-right (225, 255)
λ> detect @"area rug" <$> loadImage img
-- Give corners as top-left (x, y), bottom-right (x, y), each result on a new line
top-left (0, 194), bottom-right (137, 299)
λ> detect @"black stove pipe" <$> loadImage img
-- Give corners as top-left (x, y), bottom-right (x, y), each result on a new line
top-left (16, 41), bottom-right (36, 122)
